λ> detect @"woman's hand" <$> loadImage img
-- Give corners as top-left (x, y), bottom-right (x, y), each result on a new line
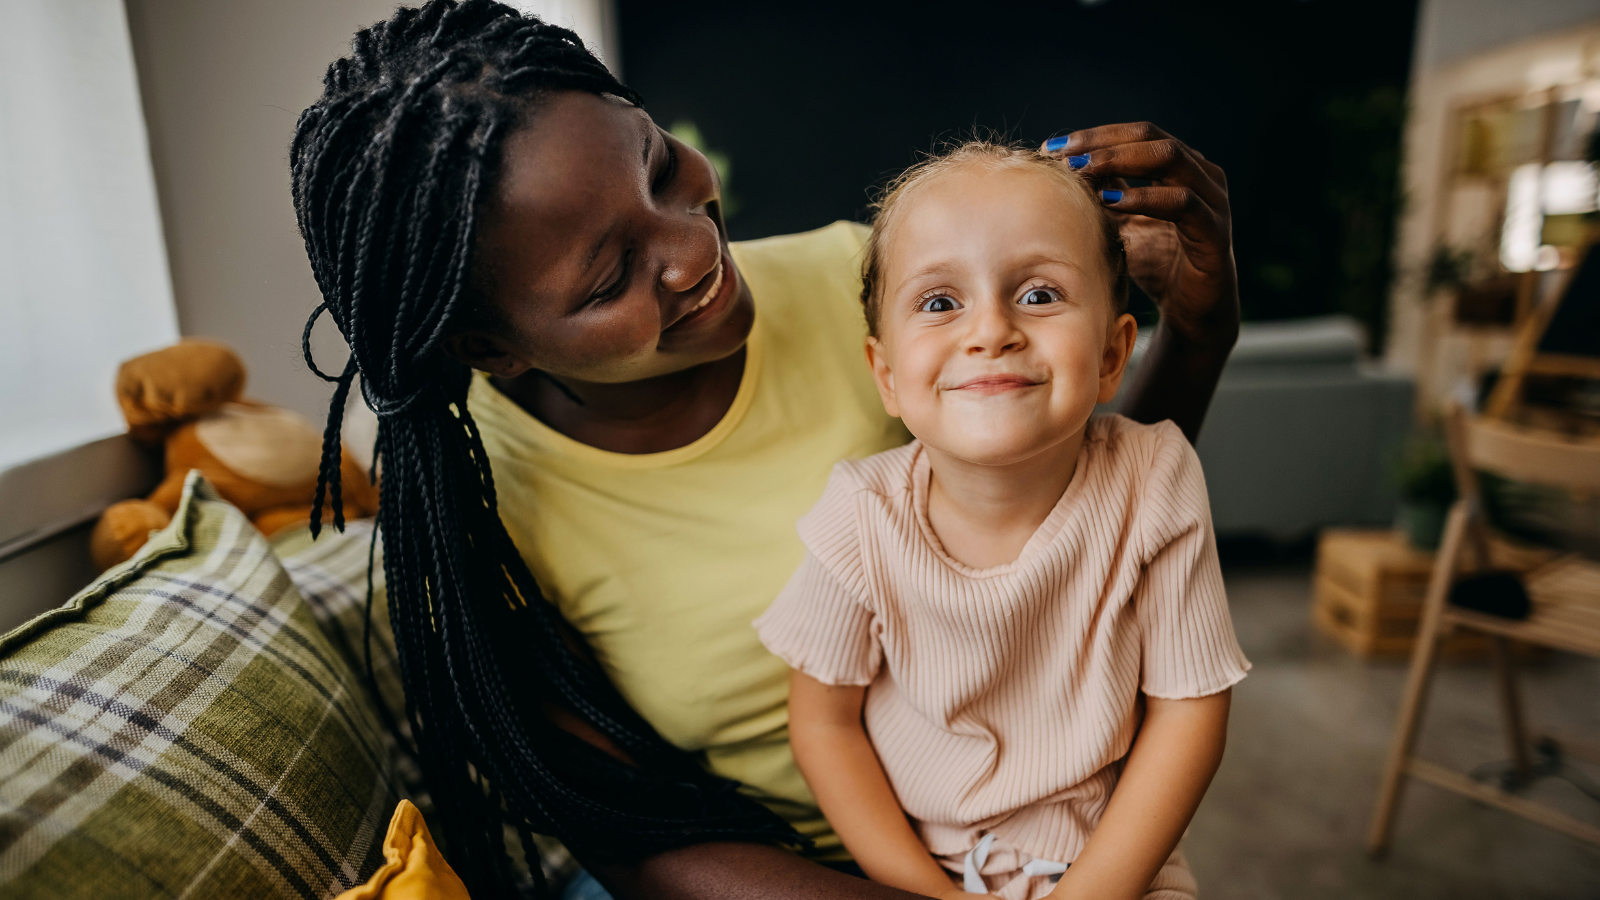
top-left (1043, 123), bottom-right (1239, 443)
top-left (1042, 122), bottom-right (1238, 340)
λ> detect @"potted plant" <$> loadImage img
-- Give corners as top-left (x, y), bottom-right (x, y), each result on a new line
top-left (1397, 436), bottom-right (1457, 550)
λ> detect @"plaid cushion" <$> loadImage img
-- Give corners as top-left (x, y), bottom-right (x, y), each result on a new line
top-left (272, 521), bottom-right (581, 891)
top-left (0, 473), bottom-right (399, 899)
top-left (271, 522), bottom-right (408, 782)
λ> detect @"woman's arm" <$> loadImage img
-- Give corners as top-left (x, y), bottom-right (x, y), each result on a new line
top-left (554, 683), bottom-right (941, 900)
top-left (587, 673), bottom-right (976, 900)
top-left (1043, 123), bottom-right (1240, 444)
top-left (1048, 690), bottom-right (1231, 900)
top-left (591, 842), bottom-right (928, 900)
top-left (788, 671), bottom-right (985, 900)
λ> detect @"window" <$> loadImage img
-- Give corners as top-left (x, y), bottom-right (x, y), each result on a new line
top-left (0, 0), bottom-right (179, 470)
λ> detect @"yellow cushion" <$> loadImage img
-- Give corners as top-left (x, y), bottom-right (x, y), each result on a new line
top-left (334, 801), bottom-right (470, 900)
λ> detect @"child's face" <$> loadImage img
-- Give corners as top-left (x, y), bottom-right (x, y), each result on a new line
top-left (866, 163), bottom-right (1137, 468)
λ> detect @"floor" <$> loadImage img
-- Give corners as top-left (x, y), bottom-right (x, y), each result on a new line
top-left (1184, 561), bottom-right (1600, 900)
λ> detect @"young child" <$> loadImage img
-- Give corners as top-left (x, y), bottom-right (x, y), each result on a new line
top-left (754, 141), bottom-right (1250, 900)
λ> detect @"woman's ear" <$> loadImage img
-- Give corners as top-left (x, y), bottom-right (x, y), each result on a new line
top-left (864, 337), bottom-right (901, 418)
top-left (1096, 313), bottom-right (1139, 404)
top-left (443, 331), bottom-right (536, 379)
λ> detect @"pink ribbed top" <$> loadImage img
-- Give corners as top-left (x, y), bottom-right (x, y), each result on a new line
top-left (755, 415), bottom-right (1249, 900)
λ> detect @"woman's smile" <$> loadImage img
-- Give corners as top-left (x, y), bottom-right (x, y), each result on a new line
top-left (663, 247), bottom-right (738, 338)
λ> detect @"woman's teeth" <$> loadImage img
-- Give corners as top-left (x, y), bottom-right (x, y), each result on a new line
top-left (693, 260), bottom-right (723, 312)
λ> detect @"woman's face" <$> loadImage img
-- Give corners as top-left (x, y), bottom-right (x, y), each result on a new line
top-left (451, 90), bottom-right (753, 385)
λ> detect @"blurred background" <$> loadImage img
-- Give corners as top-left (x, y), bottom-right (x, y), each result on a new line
top-left (621, 0), bottom-right (1416, 345)
top-left (1, 1), bottom-right (1598, 898)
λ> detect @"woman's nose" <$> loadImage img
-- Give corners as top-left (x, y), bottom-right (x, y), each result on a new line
top-left (656, 211), bottom-right (720, 295)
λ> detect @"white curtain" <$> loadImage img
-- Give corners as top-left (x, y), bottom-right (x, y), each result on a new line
top-left (0, 0), bottom-right (179, 469)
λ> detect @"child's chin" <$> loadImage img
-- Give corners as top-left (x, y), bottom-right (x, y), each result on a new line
top-left (928, 434), bottom-right (1053, 468)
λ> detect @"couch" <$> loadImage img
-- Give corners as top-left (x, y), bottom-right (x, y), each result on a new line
top-left (0, 473), bottom-right (572, 898)
top-left (1116, 315), bottom-right (1415, 541)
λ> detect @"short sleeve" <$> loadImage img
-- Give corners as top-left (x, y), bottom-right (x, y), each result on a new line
top-left (755, 552), bottom-right (881, 686)
top-left (1134, 425), bottom-right (1251, 699)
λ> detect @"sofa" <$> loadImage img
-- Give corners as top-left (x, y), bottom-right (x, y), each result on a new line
top-left (0, 473), bottom-right (571, 898)
top-left (1116, 315), bottom-right (1416, 541)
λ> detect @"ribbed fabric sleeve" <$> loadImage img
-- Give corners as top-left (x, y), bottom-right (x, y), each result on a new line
top-left (757, 551), bottom-right (881, 686)
top-left (1135, 427), bottom-right (1252, 699)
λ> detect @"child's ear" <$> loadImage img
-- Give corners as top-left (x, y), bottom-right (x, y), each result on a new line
top-left (864, 337), bottom-right (901, 418)
top-left (1096, 313), bottom-right (1139, 404)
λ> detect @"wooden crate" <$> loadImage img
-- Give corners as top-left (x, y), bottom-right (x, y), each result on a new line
top-left (1311, 529), bottom-right (1552, 658)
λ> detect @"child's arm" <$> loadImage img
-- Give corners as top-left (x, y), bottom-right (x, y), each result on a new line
top-left (1049, 690), bottom-right (1231, 900)
top-left (788, 670), bottom-right (988, 900)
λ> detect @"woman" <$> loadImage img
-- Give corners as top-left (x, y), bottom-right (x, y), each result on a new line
top-left (291, 2), bottom-right (1239, 898)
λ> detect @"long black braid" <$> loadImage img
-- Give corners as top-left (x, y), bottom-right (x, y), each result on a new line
top-left (289, 2), bottom-right (802, 895)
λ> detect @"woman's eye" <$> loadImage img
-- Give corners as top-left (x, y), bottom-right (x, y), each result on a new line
top-left (588, 250), bottom-right (633, 306)
top-left (652, 140), bottom-right (679, 194)
top-left (1020, 288), bottom-right (1059, 306)
top-left (920, 295), bottom-right (959, 313)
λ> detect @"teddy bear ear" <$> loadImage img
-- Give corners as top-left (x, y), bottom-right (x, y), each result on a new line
top-left (116, 339), bottom-right (247, 443)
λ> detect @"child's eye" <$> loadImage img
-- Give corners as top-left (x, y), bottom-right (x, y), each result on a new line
top-left (1019, 288), bottom-right (1059, 306)
top-left (919, 295), bottom-right (960, 313)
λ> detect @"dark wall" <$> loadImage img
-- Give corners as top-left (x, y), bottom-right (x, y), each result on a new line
top-left (619, 0), bottom-right (1417, 347)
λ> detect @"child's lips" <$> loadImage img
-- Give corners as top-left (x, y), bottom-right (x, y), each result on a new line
top-left (949, 374), bottom-right (1043, 394)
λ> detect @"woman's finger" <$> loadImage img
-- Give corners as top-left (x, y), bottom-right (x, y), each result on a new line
top-left (1041, 122), bottom-right (1227, 195)
top-left (1074, 140), bottom-right (1227, 211)
top-left (1190, 154), bottom-right (1228, 191)
top-left (1098, 185), bottom-right (1223, 245)
top-left (1183, 145), bottom-right (1228, 189)
top-left (1041, 121), bottom-right (1174, 157)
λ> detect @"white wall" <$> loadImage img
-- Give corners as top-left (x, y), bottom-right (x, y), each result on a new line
top-left (1414, 0), bottom-right (1600, 71)
top-left (124, 0), bottom-right (408, 425)
top-left (509, 0), bottom-right (618, 73)
top-left (0, 0), bottom-right (179, 470)
top-left (125, 0), bottom-right (616, 426)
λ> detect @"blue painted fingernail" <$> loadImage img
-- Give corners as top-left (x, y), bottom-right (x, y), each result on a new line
top-left (1044, 135), bottom-right (1071, 153)
top-left (1067, 154), bottom-right (1089, 170)
top-left (1101, 189), bottom-right (1123, 203)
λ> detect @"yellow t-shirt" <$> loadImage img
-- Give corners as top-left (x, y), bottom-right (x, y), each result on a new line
top-left (468, 221), bottom-right (909, 854)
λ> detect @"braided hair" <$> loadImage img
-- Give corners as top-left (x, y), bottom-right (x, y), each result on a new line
top-left (289, 2), bottom-right (801, 894)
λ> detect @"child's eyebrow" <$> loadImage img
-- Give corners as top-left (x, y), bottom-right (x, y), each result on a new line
top-left (898, 260), bottom-right (962, 283)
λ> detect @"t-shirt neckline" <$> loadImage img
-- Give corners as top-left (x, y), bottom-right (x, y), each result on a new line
top-left (475, 311), bottom-right (765, 470)
top-left (908, 422), bottom-right (1101, 579)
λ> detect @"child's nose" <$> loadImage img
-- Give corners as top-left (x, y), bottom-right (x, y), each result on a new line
top-left (964, 298), bottom-right (1026, 356)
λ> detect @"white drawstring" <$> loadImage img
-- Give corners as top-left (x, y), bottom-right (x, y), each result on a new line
top-left (962, 834), bottom-right (995, 893)
top-left (1021, 858), bottom-right (1069, 878)
top-left (962, 834), bottom-right (1069, 893)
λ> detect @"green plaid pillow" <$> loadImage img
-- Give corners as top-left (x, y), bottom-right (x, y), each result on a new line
top-left (0, 473), bottom-right (399, 899)
top-left (271, 521), bottom-right (408, 781)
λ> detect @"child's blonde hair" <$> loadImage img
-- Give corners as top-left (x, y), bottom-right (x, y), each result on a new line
top-left (859, 139), bottom-right (1129, 337)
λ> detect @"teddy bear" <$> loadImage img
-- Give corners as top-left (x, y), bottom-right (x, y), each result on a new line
top-left (90, 339), bottom-right (379, 570)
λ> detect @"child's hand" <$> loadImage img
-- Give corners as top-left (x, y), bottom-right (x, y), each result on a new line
top-left (935, 890), bottom-right (993, 900)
